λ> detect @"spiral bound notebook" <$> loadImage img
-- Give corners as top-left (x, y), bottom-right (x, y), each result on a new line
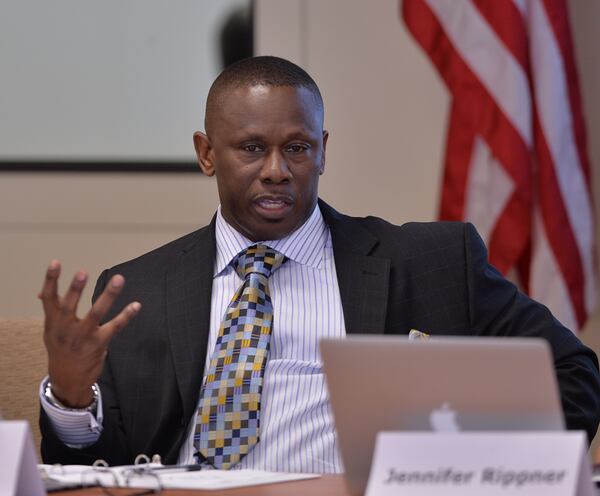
top-left (38, 463), bottom-right (319, 491)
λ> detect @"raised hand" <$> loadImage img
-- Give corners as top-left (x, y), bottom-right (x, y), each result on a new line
top-left (39, 260), bottom-right (141, 408)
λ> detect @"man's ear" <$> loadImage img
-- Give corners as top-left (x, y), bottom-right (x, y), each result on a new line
top-left (193, 131), bottom-right (215, 177)
top-left (319, 130), bottom-right (329, 175)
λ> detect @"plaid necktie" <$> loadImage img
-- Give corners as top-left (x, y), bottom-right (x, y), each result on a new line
top-left (195, 244), bottom-right (286, 469)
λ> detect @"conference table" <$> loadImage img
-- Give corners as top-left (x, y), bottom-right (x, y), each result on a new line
top-left (53, 474), bottom-right (351, 495)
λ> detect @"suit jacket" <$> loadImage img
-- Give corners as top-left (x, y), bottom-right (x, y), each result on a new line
top-left (40, 200), bottom-right (600, 465)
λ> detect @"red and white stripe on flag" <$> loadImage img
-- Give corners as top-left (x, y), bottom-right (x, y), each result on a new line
top-left (402, 0), bottom-right (596, 332)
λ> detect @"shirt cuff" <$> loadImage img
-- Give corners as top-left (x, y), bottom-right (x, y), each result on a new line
top-left (39, 376), bottom-right (104, 448)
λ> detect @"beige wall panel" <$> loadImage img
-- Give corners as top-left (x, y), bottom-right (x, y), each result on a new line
top-left (256, 0), bottom-right (448, 225)
top-left (0, 173), bottom-right (216, 224)
top-left (1, 174), bottom-right (219, 316)
top-left (3, 231), bottom-right (184, 316)
top-left (254, 0), bottom-right (304, 65)
top-left (306, 0), bottom-right (447, 224)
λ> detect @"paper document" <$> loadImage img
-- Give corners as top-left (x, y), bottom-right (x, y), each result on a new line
top-left (38, 464), bottom-right (320, 490)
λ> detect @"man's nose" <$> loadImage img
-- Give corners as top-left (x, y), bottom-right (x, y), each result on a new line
top-left (260, 150), bottom-right (291, 183)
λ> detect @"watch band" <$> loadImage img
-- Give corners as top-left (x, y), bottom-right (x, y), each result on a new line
top-left (44, 381), bottom-right (99, 414)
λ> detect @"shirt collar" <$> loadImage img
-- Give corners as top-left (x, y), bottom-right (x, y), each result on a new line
top-left (214, 204), bottom-right (329, 276)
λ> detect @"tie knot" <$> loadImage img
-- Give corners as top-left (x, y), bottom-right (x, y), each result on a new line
top-left (234, 244), bottom-right (286, 280)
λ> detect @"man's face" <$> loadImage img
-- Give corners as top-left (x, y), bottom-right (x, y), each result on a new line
top-left (194, 85), bottom-right (328, 241)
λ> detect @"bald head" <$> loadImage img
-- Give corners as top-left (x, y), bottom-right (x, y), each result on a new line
top-left (204, 56), bottom-right (324, 135)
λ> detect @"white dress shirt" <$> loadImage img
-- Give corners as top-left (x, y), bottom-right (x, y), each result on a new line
top-left (41, 205), bottom-right (346, 473)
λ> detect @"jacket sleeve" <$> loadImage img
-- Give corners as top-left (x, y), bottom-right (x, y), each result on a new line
top-left (464, 222), bottom-right (600, 442)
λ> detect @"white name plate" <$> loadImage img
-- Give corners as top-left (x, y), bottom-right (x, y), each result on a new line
top-left (365, 431), bottom-right (594, 496)
top-left (0, 420), bottom-right (45, 496)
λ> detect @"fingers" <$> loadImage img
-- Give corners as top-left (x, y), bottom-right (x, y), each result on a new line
top-left (38, 260), bottom-right (61, 313)
top-left (98, 301), bottom-right (142, 343)
top-left (40, 266), bottom-right (140, 347)
top-left (59, 270), bottom-right (88, 315)
top-left (85, 274), bottom-right (126, 325)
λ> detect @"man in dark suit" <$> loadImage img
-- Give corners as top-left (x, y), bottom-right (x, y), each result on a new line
top-left (39, 56), bottom-right (600, 468)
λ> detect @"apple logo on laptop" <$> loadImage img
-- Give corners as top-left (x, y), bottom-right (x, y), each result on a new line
top-left (429, 402), bottom-right (460, 432)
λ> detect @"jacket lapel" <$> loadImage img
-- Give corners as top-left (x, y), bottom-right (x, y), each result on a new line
top-left (319, 200), bottom-right (390, 334)
top-left (166, 218), bottom-right (216, 422)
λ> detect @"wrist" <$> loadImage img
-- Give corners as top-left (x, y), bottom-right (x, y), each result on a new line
top-left (44, 380), bottom-right (99, 413)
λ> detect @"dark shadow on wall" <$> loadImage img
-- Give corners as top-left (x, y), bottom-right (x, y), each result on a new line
top-left (220, 3), bottom-right (254, 69)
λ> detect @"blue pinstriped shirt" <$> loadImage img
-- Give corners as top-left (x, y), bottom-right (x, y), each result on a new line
top-left (41, 205), bottom-right (346, 473)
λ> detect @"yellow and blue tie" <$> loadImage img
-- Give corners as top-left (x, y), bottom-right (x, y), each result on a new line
top-left (195, 244), bottom-right (286, 469)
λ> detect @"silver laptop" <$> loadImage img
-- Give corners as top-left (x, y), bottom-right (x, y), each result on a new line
top-left (320, 335), bottom-right (564, 496)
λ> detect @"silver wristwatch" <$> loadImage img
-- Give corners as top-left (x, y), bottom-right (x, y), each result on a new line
top-left (44, 381), bottom-right (99, 414)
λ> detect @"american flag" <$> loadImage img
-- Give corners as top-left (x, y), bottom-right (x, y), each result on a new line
top-left (403, 0), bottom-right (596, 332)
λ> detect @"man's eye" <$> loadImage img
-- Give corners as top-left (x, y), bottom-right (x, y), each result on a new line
top-left (243, 144), bottom-right (262, 152)
top-left (287, 144), bottom-right (308, 153)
